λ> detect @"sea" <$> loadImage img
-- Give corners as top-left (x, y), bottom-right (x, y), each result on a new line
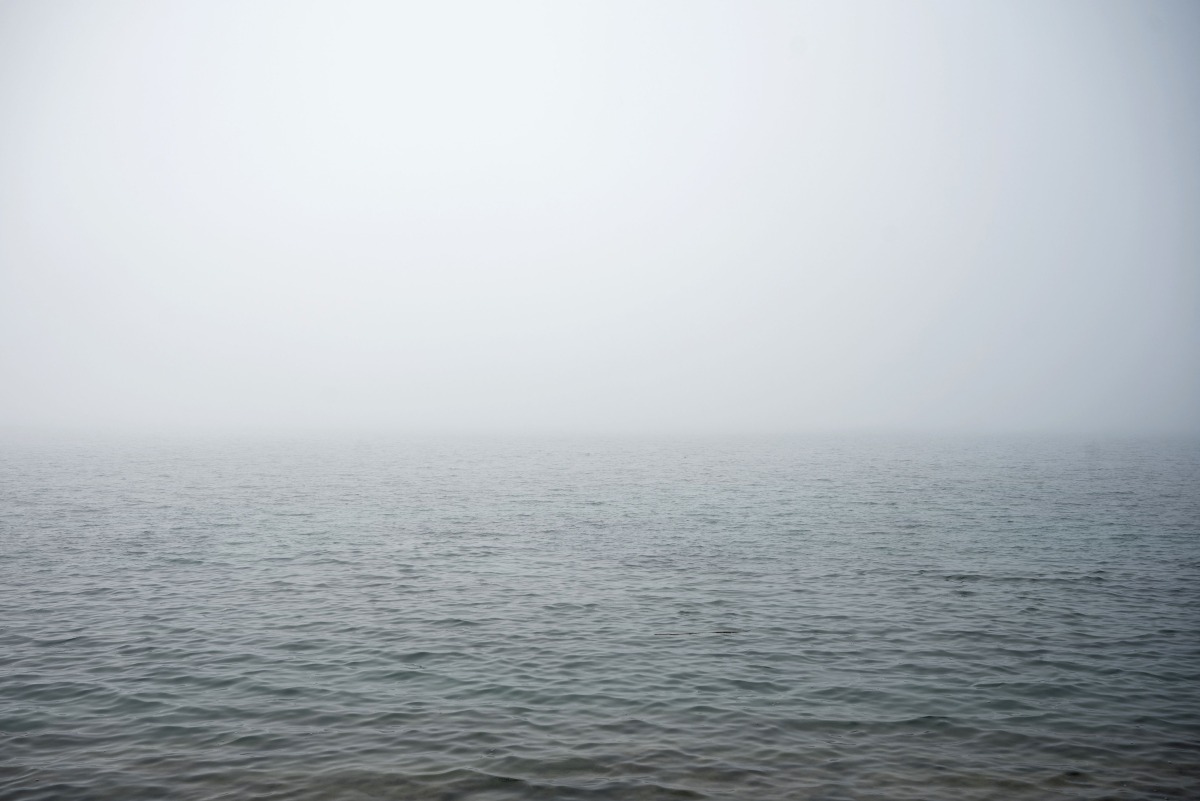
top-left (1, 432), bottom-right (1198, 800)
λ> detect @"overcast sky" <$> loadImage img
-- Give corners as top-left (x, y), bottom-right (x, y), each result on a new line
top-left (1, 0), bottom-right (1197, 434)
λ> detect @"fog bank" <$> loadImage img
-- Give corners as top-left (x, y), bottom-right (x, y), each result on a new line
top-left (2, 1), bottom-right (1197, 433)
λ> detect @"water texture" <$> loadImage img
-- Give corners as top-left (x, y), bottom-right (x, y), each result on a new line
top-left (1, 434), bottom-right (1198, 800)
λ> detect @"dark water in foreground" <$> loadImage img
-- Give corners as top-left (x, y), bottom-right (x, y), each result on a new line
top-left (1, 434), bottom-right (1198, 800)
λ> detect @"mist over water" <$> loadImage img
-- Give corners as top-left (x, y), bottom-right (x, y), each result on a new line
top-left (2, 2), bottom-right (1199, 800)
top-left (1, 0), bottom-right (1198, 435)
top-left (2, 434), bottom-right (1199, 800)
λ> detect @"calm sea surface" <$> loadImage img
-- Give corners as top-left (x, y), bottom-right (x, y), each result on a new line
top-left (1, 433), bottom-right (1198, 800)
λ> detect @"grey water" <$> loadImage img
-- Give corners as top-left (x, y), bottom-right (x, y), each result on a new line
top-left (1, 433), bottom-right (1198, 800)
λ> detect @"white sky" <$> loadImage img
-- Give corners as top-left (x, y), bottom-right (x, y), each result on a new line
top-left (1, 0), bottom-right (1197, 433)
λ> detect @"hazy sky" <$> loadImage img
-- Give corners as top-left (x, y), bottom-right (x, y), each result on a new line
top-left (2, 0), bottom-right (1197, 433)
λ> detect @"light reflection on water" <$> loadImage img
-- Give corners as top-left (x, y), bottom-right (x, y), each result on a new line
top-left (1, 434), bottom-right (1198, 800)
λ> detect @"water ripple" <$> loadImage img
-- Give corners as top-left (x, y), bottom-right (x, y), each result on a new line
top-left (1, 434), bottom-right (1198, 799)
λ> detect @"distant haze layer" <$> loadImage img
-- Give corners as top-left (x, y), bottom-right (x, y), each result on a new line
top-left (1, 1), bottom-right (1197, 433)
